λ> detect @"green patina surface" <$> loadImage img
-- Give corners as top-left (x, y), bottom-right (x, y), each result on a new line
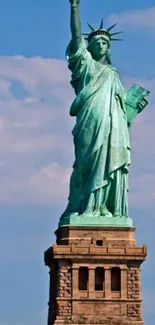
top-left (59, 0), bottom-right (150, 228)
top-left (59, 214), bottom-right (133, 228)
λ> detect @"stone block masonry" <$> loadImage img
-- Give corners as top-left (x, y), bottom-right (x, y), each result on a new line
top-left (45, 226), bottom-right (146, 325)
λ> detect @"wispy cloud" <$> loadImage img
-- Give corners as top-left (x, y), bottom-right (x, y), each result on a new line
top-left (0, 55), bottom-right (74, 205)
top-left (108, 7), bottom-right (155, 30)
top-left (0, 55), bottom-right (154, 211)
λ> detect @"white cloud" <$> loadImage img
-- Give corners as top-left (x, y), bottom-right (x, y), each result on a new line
top-left (108, 7), bottom-right (155, 30)
top-left (0, 54), bottom-right (154, 210)
top-left (0, 78), bottom-right (11, 96)
top-left (0, 56), bottom-right (70, 90)
top-left (0, 55), bottom-right (74, 205)
top-left (29, 163), bottom-right (72, 204)
top-left (0, 116), bottom-right (9, 131)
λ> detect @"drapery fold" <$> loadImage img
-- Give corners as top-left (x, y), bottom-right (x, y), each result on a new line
top-left (63, 39), bottom-right (131, 216)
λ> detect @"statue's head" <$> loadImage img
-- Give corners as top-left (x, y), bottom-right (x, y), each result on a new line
top-left (83, 20), bottom-right (123, 64)
top-left (87, 35), bottom-right (110, 63)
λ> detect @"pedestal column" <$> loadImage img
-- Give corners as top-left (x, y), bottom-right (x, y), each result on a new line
top-left (121, 266), bottom-right (127, 299)
top-left (88, 267), bottom-right (95, 298)
top-left (104, 266), bottom-right (111, 299)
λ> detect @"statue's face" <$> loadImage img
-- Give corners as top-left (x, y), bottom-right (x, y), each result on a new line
top-left (89, 35), bottom-right (109, 60)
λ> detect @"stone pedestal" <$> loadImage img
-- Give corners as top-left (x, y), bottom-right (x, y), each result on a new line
top-left (45, 226), bottom-right (147, 325)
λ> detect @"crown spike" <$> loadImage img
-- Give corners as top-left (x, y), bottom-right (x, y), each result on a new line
top-left (87, 23), bottom-right (95, 31)
top-left (100, 18), bottom-right (104, 29)
top-left (107, 23), bottom-right (118, 32)
top-left (111, 38), bottom-right (123, 41)
top-left (83, 20), bottom-right (123, 44)
top-left (110, 31), bottom-right (123, 36)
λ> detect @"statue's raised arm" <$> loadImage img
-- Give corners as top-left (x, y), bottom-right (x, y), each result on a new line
top-left (69, 0), bottom-right (82, 53)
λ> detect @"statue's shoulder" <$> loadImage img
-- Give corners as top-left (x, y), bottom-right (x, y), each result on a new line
top-left (108, 65), bottom-right (121, 80)
top-left (108, 65), bottom-right (119, 73)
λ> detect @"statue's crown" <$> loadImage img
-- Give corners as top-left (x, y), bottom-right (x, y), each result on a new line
top-left (82, 19), bottom-right (123, 43)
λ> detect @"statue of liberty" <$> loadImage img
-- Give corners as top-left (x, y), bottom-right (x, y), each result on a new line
top-left (59, 0), bottom-right (149, 227)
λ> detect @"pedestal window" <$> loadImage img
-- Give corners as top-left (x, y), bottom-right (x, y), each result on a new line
top-left (111, 267), bottom-right (121, 292)
top-left (95, 267), bottom-right (105, 291)
top-left (79, 267), bottom-right (89, 291)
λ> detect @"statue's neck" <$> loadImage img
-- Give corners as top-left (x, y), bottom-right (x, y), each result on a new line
top-left (92, 54), bottom-right (107, 65)
top-left (98, 57), bottom-right (107, 65)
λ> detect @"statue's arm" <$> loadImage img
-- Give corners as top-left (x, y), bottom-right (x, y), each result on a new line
top-left (69, 0), bottom-right (82, 53)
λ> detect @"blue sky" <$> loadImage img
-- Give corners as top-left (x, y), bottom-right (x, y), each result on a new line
top-left (0, 1), bottom-right (155, 324)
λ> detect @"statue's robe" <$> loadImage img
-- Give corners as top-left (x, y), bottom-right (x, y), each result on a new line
top-left (64, 39), bottom-right (131, 217)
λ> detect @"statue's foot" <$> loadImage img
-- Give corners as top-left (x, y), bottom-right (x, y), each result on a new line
top-left (80, 210), bottom-right (100, 218)
top-left (100, 206), bottom-right (112, 218)
top-left (93, 210), bottom-right (100, 217)
top-left (114, 214), bottom-right (129, 218)
top-left (113, 213), bottom-right (122, 218)
top-left (68, 212), bottom-right (79, 217)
